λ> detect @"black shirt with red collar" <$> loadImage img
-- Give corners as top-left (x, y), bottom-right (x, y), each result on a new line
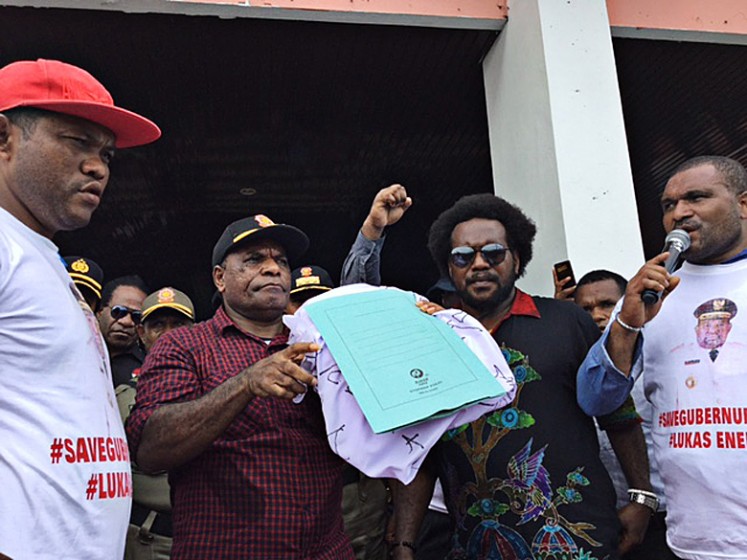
top-left (111, 345), bottom-right (145, 387)
top-left (435, 289), bottom-right (622, 559)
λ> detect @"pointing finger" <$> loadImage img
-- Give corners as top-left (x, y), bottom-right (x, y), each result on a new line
top-left (283, 342), bottom-right (320, 362)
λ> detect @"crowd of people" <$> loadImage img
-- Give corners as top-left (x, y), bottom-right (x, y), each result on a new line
top-left (1, 57), bottom-right (745, 560)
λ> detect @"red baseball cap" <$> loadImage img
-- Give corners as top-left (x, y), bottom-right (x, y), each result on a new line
top-left (0, 59), bottom-right (161, 148)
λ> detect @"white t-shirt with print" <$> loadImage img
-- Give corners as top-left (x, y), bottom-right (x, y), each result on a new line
top-left (642, 259), bottom-right (747, 560)
top-left (0, 207), bottom-right (130, 559)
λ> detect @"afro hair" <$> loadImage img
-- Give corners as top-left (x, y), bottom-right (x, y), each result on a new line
top-left (427, 193), bottom-right (537, 278)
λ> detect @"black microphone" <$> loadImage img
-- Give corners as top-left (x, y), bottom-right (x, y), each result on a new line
top-left (641, 229), bottom-right (691, 305)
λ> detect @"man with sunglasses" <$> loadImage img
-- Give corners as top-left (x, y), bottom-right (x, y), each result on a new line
top-left (98, 275), bottom-right (150, 386)
top-left (389, 194), bottom-right (628, 560)
top-left (0, 59), bottom-right (160, 559)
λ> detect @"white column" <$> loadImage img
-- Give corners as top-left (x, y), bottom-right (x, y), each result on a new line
top-left (482, 0), bottom-right (645, 296)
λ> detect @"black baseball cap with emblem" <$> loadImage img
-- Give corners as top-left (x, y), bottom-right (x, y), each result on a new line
top-left (290, 265), bottom-right (335, 298)
top-left (212, 214), bottom-right (310, 267)
top-left (64, 256), bottom-right (104, 306)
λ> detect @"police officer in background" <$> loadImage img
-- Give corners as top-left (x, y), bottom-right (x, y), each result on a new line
top-left (117, 287), bottom-right (195, 560)
top-left (64, 256), bottom-right (105, 312)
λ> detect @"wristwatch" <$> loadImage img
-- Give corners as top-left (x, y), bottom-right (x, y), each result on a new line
top-left (628, 489), bottom-right (659, 513)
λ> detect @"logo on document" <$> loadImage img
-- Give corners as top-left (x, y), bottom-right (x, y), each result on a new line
top-left (410, 368), bottom-right (424, 379)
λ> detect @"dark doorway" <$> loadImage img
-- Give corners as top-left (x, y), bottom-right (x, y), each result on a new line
top-left (0, 6), bottom-right (497, 317)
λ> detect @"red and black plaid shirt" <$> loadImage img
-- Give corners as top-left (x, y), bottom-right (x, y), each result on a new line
top-left (126, 307), bottom-right (352, 560)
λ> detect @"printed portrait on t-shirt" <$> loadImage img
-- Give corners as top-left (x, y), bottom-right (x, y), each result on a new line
top-left (693, 298), bottom-right (737, 361)
top-left (669, 297), bottom-right (746, 406)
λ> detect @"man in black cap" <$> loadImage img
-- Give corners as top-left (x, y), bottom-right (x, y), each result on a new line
top-left (126, 214), bottom-right (353, 560)
top-left (287, 264), bottom-right (335, 314)
top-left (64, 255), bottom-right (105, 312)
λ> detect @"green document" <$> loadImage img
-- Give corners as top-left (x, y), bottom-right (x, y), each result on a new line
top-left (304, 289), bottom-right (505, 433)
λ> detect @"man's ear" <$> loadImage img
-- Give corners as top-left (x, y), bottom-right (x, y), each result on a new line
top-left (0, 114), bottom-right (15, 160)
top-left (136, 324), bottom-right (145, 341)
top-left (213, 265), bottom-right (226, 293)
top-left (512, 251), bottom-right (521, 276)
top-left (738, 191), bottom-right (747, 220)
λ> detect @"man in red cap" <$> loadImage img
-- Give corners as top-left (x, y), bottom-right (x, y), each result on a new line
top-left (0, 59), bottom-right (159, 559)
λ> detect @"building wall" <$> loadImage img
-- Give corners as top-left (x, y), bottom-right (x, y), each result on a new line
top-left (482, 0), bottom-right (644, 295)
top-left (608, 0), bottom-right (747, 44)
top-left (3, 0), bottom-right (745, 295)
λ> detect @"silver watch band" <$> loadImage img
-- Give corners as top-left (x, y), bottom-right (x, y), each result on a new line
top-left (628, 489), bottom-right (659, 513)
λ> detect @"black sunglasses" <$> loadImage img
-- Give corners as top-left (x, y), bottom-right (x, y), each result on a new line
top-left (110, 305), bottom-right (143, 324)
top-left (449, 244), bottom-right (511, 268)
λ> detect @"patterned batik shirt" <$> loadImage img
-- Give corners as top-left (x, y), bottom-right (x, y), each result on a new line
top-left (435, 291), bottom-right (621, 560)
top-left (126, 307), bottom-right (352, 560)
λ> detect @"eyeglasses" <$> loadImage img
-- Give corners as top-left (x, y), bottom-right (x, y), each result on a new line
top-left (449, 244), bottom-right (511, 268)
top-left (110, 305), bottom-right (143, 325)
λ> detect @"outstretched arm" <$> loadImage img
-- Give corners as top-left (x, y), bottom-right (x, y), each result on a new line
top-left (131, 342), bottom-right (318, 473)
top-left (341, 184), bottom-right (412, 286)
top-left (360, 184), bottom-right (412, 241)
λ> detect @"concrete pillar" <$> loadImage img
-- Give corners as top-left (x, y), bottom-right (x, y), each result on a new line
top-left (482, 0), bottom-right (645, 296)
